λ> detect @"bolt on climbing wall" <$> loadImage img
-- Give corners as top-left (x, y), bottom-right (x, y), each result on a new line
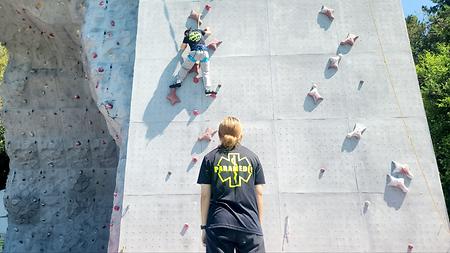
top-left (117, 0), bottom-right (450, 252)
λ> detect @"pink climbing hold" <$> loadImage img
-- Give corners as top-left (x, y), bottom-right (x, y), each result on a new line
top-left (113, 205), bottom-right (120, 211)
top-left (328, 54), bottom-right (342, 69)
top-left (387, 174), bottom-right (409, 193)
top-left (340, 33), bottom-right (359, 46)
top-left (392, 161), bottom-right (414, 179)
top-left (92, 52), bottom-right (98, 59)
top-left (189, 10), bottom-right (203, 25)
top-left (114, 192), bottom-right (118, 197)
top-left (408, 244), bottom-right (414, 252)
top-left (205, 4), bottom-right (212, 11)
top-left (192, 157), bottom-right (198, 163)
top-left (207, 39), bottom-right (223, 51)
top-left (99, 0), bottom-right (106, 8)
top-left (307, 84), bottom-right (324, 104)
top-left (104, 103), bottom-right (113, 110)
top-left (166, 88), bottom-right (181, 105)
top-left (319, 5), bottom-right (335, 20)
top-left (98, 67), bottom-right (105, 73)
top-left (198, 128), bottom-right (218, 142)
top-left (192, 109), bottom-right (200, 116)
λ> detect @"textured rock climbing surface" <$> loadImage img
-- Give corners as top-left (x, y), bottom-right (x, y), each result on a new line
top-left (0, 1), bottom-right (138, 252)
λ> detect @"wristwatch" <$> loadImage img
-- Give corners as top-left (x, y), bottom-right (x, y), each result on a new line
top-left (200, 225), bottom-right (207, 230)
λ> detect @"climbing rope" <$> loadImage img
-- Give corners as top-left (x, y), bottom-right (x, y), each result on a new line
top-left (368, 0), bottom-right (450, 233)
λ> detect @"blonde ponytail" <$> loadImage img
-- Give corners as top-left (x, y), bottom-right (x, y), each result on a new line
top-left (218, 116), bottom-right (242, 149)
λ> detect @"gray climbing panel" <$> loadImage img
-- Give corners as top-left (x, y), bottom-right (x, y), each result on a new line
top-left (116, 0), bottom-right (450, 252)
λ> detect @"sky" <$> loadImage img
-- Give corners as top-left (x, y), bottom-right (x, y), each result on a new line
top-left (401, 0), bottom-right (435, 20)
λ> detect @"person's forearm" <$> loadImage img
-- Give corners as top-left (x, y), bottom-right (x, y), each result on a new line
top-left (256, 193), bottom-right (263, 225)
top-left (201, 194), bottom-right (210, 225)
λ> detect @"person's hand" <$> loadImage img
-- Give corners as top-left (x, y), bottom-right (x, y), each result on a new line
top-left (201, 230), bottom-right (206, 247)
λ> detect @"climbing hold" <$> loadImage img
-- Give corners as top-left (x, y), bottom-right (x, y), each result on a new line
top-left (307, 83), bottom-right (324, 104)
top-left (166, 88), bottom-right (181, 105)
top-left (28, 131), bottom-right (35, 137)
top-left (408, 244), bottom-right (414, 251)
top-left (319, 167), bottom-right (326, 173)
top-left (364, 200), bottom-right (370, 208)
top-left (167, 171), bottom-right (172, 176)
top-left (198, 128), bottom-right (218, 142)
top-left (193, 76), bottom-right (200, 83)
top-left (205, 4), bottom-right (212, 11)
top-left (113, 206), bottom-right (120, 211)
top-left (346, 123), bottom-right (366, 139)
top-left (48, 33), bottom-right (55, 39)
top-left (111, 20), bottom-right (116, 27)
top-left (392, 161), bottom-right (414, 179)
top-left (92, 52), bottom-right (98, 59)
top-left (319, 5), bottom-right (335, 20)
top-left (75, 141), bottom-right (82, 147)
top-left (192, 110), bottom-right (200, 116)
top-left (74, 95), bottom-right (80, 99)
top-left (99, 0), bottom-right (106, 8)
top-left (189, 10), bottom-right (202, 25)
top-left (97, 67), bottom-right (104, 73)
top-left (387, 174), bottom-right (409, 193)
top-left (328, 54), bottom-right (342, 69)
top-left (192, 157), bottom-right (198, 163)
top-left (340, 33), bottom-right (359, 46)
top-left (207, 39), bottom-right (223, 51)
top-left (104, 103), bottom-right (113, 110)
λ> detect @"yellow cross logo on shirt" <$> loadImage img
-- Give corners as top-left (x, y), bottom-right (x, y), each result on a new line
top-left (214, 153), bottom-right (253, 188)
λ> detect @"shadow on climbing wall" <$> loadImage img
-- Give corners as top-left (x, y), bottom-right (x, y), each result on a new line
top-left (341, 137), bottom-right (359, 152)
top-left (336, 44), bottom-right (352, 55)
top-left (383, 174), bottom-right (408, 210)
top-left (324, 63), bottom-right (338, 79)
top-left (316, 13), bottom-right (332, 30)
top-left (143, 53), bottom-right (214, 141)
top-left (303, 94), bottom-right (320, 112)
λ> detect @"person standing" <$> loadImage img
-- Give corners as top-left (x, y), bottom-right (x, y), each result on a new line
top-left (197, 116), bottom-right (266, 253)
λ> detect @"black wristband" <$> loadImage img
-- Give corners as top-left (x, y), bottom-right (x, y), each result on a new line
top-left (200, 225), bottom-right (207, 230)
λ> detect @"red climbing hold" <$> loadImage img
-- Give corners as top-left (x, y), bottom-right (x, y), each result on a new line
top-left (340, 33), bottom-right (359, 46)
top-left (192, 157), bottom-right (198, 163)
top-left (113, 205), bottom-right (120, 211)
top-left (92, 52), bottom-right (98, 59)
top-left (408, 244), bottom-right (414, 252)
top-left (193, 76), bottom-right (200, 83)
top-left (207, 39), bottom-right (223, 51)
top-left (98, 67), bottom-right (105, 73)
top-left (205, 4), bottom-right (212, 11)
top-left (192, 110), bottom-right (200, 116)
top-left (167, 88), bottom-right (181, 105)
top-left (319, 5), bottom-right (335, 20)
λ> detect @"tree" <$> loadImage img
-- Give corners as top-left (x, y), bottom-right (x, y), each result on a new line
top-left (406, 0), bottom-right (450, 216)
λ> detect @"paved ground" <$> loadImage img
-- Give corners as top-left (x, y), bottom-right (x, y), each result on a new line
top-left (117, 0), bottom-right (450, 252)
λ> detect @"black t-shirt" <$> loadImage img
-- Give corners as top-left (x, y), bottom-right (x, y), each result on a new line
top-left (197, 144), bottom-right (266, 235)
top-left (183, 29), bottom-right (206, 51)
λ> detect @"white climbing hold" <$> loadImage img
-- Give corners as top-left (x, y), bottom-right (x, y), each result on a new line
top-left (340, 33), bottom-right (359, 46)
top-left (387, 174), bottom-right (409, 193)
top-left (346, 123), bottom-right (366, 139)
top-left (307, 83), bottom-right (324, 104)
top-left (328, 54), bottom-right (342, 69)
top-left (392, 161), bottom-right (414, 179)
top-left (319, 5), bottom-right (335, 20)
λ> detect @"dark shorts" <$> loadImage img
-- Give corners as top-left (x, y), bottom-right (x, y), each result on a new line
top-left (206, 227), bottom-right (265, 253)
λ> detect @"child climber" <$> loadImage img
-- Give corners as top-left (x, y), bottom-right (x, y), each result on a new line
top-left (169, 27), bottom-right (217, 96)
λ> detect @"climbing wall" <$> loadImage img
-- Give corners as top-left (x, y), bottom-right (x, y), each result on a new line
top-left (0, 1), bottom-right (138, 252)
top-left (118, 0), bottom-right (450, 252)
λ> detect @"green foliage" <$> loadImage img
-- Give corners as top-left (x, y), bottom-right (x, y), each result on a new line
top-left (406, 1), bottom-right (450, 216)
top-left (0, 45), bottom-right (7, 81)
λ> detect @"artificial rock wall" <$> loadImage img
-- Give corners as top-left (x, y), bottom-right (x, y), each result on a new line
top-left (0, 1), bottom-right (138, 252)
